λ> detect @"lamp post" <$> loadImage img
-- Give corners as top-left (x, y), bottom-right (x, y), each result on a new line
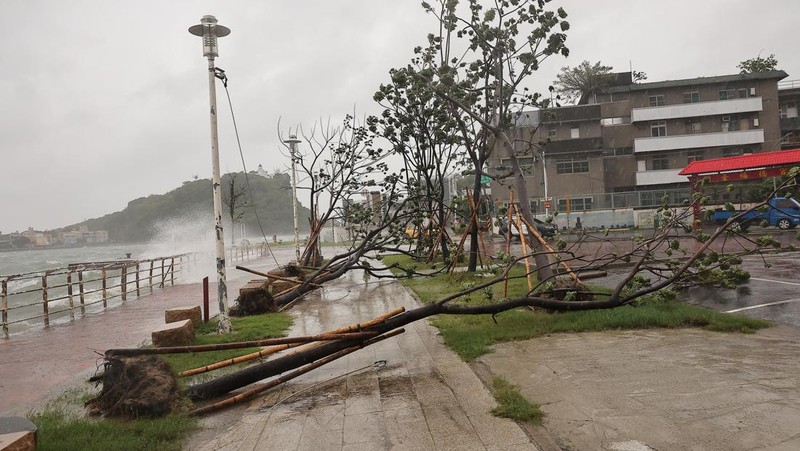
top-left (189, 15), bottom-right (232, 334)
top-left (284, 136), bottom-right (302, 263)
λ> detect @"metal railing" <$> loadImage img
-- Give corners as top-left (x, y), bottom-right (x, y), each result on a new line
top-left (0, 254), bottom-right (188, 338)
top-left (228, 241), bottom-right (275, 263)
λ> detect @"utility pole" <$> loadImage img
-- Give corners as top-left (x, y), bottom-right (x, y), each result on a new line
top-left (284, 136), bottom-right (302, 263)
top-left (189, 15), bottom-right (232, 333)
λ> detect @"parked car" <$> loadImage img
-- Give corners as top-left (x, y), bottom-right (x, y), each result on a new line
top-left (711, 197), bottom-right (800, 231)
top-left (498, 217), bottom-right (557, 238)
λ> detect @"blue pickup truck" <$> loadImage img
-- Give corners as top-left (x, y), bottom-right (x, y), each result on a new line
top-left (711, 197), bottom-right (800, 231)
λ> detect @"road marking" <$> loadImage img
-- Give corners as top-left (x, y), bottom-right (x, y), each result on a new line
top-left (725, 298), bottom-right (800, 313)
top-left (750, 277), bottom-right (800, 287)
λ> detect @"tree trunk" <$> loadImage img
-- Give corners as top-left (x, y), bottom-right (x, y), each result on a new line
top-left (467, 169), bottom-right (483, 271)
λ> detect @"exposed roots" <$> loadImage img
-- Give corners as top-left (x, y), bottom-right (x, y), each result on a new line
top-left (230, 288), bottom-right (277, 316)
top-left (86, 356), bottom-right (181, 419)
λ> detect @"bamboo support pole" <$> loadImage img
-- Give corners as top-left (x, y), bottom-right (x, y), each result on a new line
top-left (503, 192), bottom-right (514, 298)
top-left (188, 328), bottom-right (405, 417)
top-left (106, 332), bottom-right (379, 357)
top-left (234, 265), bottom-right (321, 287)
top-left (513, 205), bottom-right (533, 291)
top-left (517, 215), bottom-right (579, 284)
top-left (180, 307), bottom-right (407, 377)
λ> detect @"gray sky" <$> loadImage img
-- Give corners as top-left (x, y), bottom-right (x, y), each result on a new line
top-left (2, 0), bottom-right (798, 233)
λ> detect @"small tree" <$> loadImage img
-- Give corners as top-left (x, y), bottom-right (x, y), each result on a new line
top-left (553, 60), bottom-right (614, 104)
top-left (738, 54), bottom-right (778, 74)
top-left (221, 172), bottom-right (247, 246)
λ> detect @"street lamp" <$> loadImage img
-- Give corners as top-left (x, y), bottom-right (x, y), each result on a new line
top-left (284, 135), bottom-right (302, 263)
top-left (189, 15), bottom-right (232, 334)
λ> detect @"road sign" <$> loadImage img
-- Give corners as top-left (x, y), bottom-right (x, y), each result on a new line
top-left (480, 175), bottom-right (491, 185)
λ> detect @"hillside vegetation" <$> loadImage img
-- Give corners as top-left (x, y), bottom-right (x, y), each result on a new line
top-left (63, 172), bottom-right (310, 243)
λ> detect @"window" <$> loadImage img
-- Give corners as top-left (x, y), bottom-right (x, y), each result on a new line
top-left (780, 103), bottom-right (798, 119)
top-left (721, 115), bottom-right (740, 132)
top-left (650, 121), bottom-right (667, 137)
top-left (719, 89), bottom-right (737, 100)
top-left (687, 150), bottom-right (704, 162)
top-left (649, 95), bottom-right (664, 107)
top-left (570, 127), bottom-right (580, 139)
top-left (547, 126), bottom-right (557, 138)
top-left (683, 90), bottom-right (700, 103)
top-left (557, 197), bottom-right (593, 212)
top-left (602, 147), bottom-right (634, 157)
top-left (600, 117), bottom-right (628, 126)
top-left (687, 120), bottom-right (702, 134)
top-left (556, 156), bottom-right (589, 174)
top-left (652, 156), bottom-right (669, 170)
top-left (723, 148), bottom-right (743, 158)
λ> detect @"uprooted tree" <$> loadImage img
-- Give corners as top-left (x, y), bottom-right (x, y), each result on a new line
top-left (91, 166), bottom-right (799, 416)
top-left (90, 0), bottom-right (800, 418)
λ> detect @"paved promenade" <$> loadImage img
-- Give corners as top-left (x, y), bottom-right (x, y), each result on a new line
top-left (188, 270), bottom-right (542, 451)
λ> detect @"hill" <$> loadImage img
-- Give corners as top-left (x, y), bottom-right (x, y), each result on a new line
top-left (61, 171), bottom-right (311, 243)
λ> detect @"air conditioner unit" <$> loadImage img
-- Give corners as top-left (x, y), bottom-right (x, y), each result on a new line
top-left (750, 87), bottom-right (756, 96)
top-left (753, 118), bottom-right (760, 127)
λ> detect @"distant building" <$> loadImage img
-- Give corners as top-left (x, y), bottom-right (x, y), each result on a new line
top-left (489, 69), bottom-right (791, 215)
top-left (21, 227), bottom-right (51, 246)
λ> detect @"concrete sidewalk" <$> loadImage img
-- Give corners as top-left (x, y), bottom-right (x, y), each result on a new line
top-left (187, 271), bottom-right (542, 451)
top-left (479, 325), bottom-right (800, 450)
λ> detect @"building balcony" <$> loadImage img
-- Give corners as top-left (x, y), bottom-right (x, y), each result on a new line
top-left (636, 169), bottom-right (687, 186)
top-left (634, 129), bottom-right (764, 153)
top-left (631, 97), bottom-right (763, 122)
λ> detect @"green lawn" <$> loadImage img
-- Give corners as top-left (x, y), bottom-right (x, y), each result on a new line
top-left (383, 254), bottom-right (770, 361)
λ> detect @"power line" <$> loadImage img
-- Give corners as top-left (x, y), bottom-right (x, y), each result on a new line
top-left (216, 68), bottom-right (281, 268)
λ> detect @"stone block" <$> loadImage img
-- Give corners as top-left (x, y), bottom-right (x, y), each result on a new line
top-left (152, 319), bottom-right (194, 347)
top-left (164, 305), bottom-right (202, 328)
top-left (0, 416), bottom-right (37, 451)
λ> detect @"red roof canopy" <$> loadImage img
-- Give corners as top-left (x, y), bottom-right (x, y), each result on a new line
top-left (679, 148), bottom-right (800, 177)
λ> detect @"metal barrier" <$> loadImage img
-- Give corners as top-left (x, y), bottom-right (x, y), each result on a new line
top-left (228, 241), bottom-right (273, 263)
top-left (0, 254), bottom-right (187, 339)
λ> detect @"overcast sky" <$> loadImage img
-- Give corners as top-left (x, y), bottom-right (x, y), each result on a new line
top-left (2, 0), bottom-right (798, 233)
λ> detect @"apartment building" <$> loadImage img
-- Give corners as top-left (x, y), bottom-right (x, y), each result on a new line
top-left (489, 70), bottom-right (789, 216)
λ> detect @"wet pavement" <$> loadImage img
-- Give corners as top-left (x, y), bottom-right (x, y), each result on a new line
top-left (479, 325), bottom-right (800, 451)
top-left (4, 238), bottom-right (800, 450)
top-left (187, 271), bottom-right (541, 451)
top-left (0, 254), bottom-right (284, 416)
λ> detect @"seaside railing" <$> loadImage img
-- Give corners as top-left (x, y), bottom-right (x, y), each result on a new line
top-left (228, 241), bottom-right (274, 263)
top-left (0, 254), bottom-right (188, 339)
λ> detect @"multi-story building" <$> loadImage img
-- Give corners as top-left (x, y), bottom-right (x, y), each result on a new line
top-left (489, 70), bottom-right (791, 223)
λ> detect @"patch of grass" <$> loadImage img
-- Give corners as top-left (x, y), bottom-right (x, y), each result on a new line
top-left (30, 408), bottom-right (196, 451)
top-left (162, 313), bottom-right (293, 374)
top-left (29, 389), bottom-right (197, 451)
top-left (490, 377), bottom-right (543, 425)
top-left (390, 256), bottom-right (770, 361)
top-left (29, 314), bottom-right (294, 450)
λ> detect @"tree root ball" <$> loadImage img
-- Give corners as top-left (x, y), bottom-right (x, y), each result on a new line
top-left (230, 288), bottom-right (276, 316)
top-left (86, 356), bottom-right (181, 418)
